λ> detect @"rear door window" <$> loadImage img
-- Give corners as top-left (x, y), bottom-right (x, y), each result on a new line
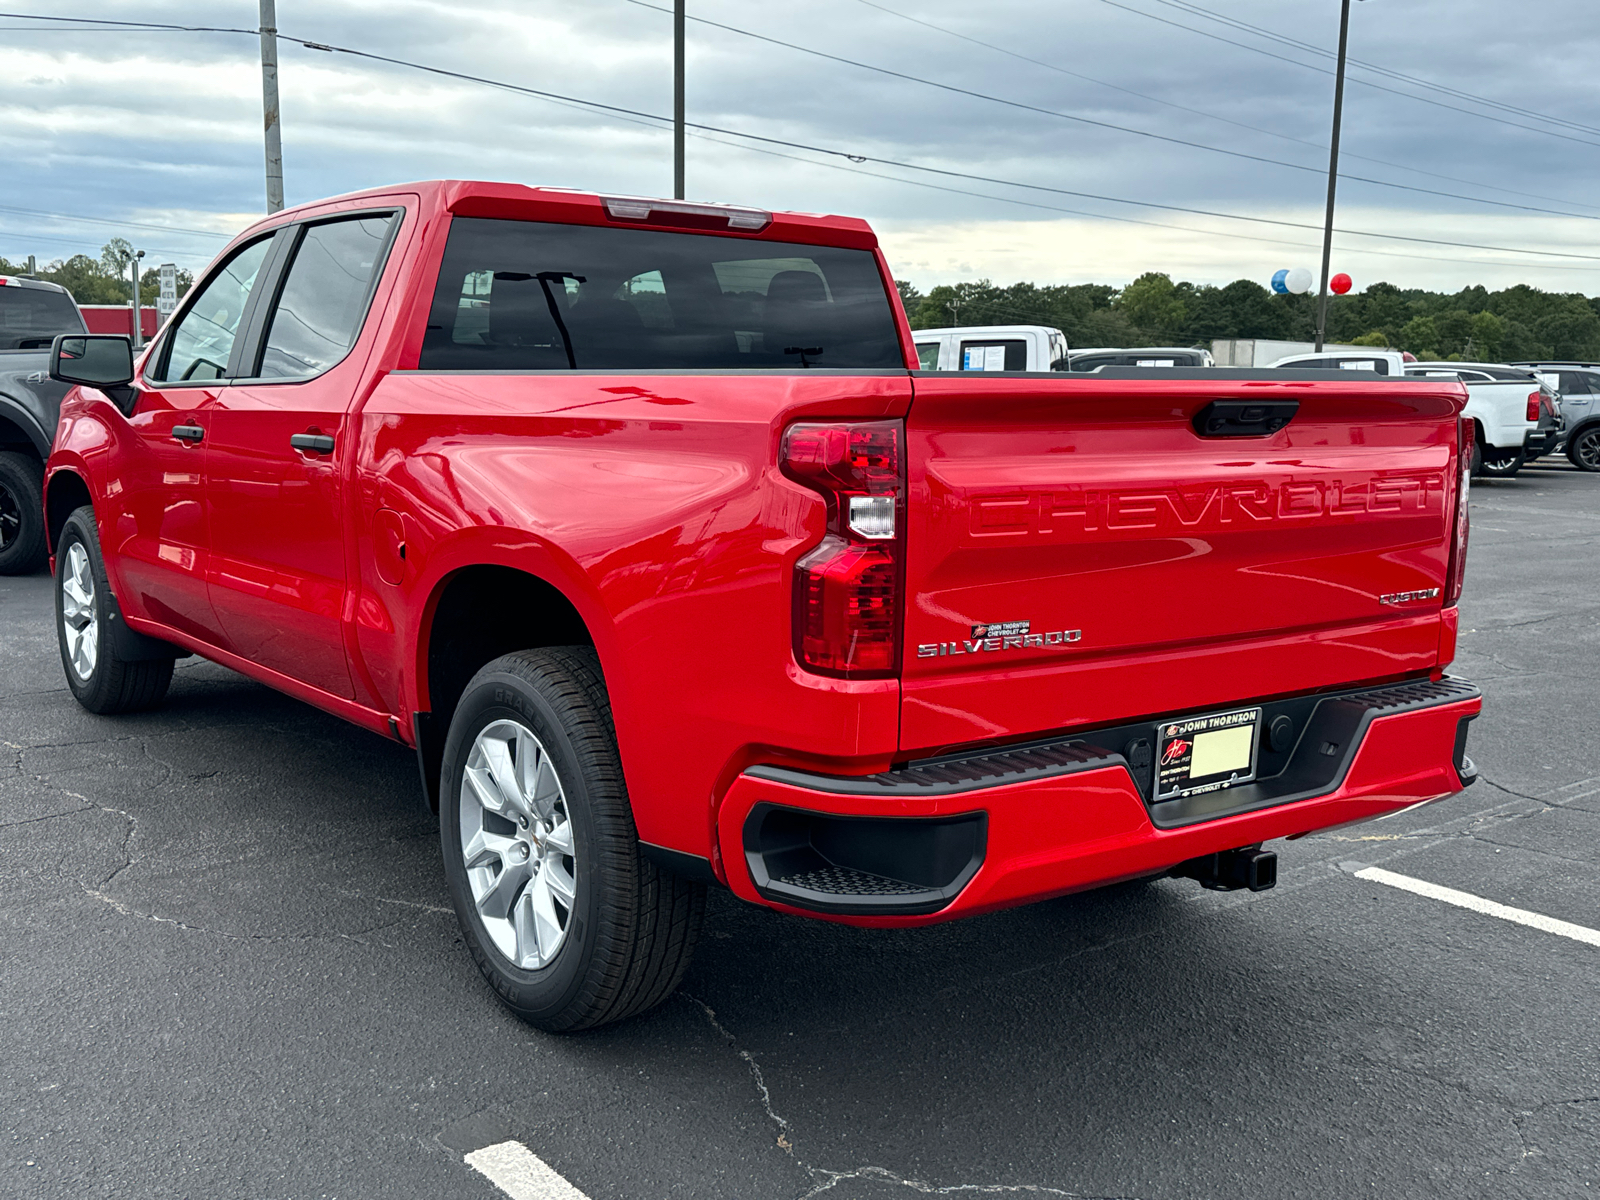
top-left (151, 237), bottom-right (273, 383)
top-left (0, 286), bottom-right (85, 350)
top-left (1558, 371), bottom-right (1596, 395)
top-left (959, 340), bottom-right (1026, 371)
top-left (915, 342), bottom-right (941, 370)
top-left (253, 213), bottom-right (398, 380)
top-left (418, 218), bottom-right (902, 370)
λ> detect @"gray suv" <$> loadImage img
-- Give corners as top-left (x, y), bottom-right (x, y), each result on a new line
top-left (1510, 362), bottom-right (1600, 472)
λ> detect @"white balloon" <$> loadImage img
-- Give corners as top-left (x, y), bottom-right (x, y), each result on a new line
top-left (1285, 267), bottom-right (1313, 294)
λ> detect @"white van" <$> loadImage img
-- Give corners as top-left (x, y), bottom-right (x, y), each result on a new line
top-left (912, 325), bottom-right (1067, 372)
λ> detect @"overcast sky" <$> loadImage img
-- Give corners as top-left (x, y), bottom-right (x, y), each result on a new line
top-left (3, 0), bottom-right (1599, 294)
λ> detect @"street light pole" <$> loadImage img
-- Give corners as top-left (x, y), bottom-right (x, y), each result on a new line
top-left (673, 0), bottom-right (685, 199)
top-left (1313, 0), bottom-right (1352, 353)
top-left (129, 250), bottom-right (146, 350)
top-left (260, 0), bottom-right (285, 214)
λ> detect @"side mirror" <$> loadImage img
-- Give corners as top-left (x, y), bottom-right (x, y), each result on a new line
top-left (50, 334), bottom-right (135, 388)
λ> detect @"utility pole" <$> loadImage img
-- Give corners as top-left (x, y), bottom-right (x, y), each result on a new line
top-left (128, 249), bottom-right (146, 349)
top-left (260, 0), bottom-right (285, 213)
top-left (673, 0), bottom-right (685, 199)
top-left (1313, 0), bottom-right (1352, 353)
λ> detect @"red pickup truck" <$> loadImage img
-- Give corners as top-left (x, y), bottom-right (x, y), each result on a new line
top-left (43, 181), bottom-right (1481, 1030)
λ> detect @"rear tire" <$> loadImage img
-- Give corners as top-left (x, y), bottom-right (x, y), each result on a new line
top-left (1478, 447), bottom-right (1524, 478)
top-left (439, 647), bottom-right (705, 1032)
top-left (55, 506), bottom-right (174, 714)
top-left (0, 451), bottom-right (47, 575)
top-left (1569, 426), bottom-right (1600, 472)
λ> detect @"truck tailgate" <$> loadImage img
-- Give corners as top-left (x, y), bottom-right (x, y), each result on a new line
top-left (901, 374), bottom-right (1465, 752)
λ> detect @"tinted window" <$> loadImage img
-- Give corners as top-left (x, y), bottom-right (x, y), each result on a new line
top-left (152, 238), bottom-right (272, 383)
top-left (915, 342), bottom-right (941, 369)
top-left (1559, 371), bottom-right (1596, 395)
top-left (960, 340), bottom-right (1026, 371)
top-left (0, 286), bottom-right (85, 350)
top-left (418, 218), bottom-right (902, 371)
top-left (256, 214), bottom-right (396, 379)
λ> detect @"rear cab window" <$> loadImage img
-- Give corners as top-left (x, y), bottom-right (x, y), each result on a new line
top-left (0, 284), bottom-right (85, 350)
top-left (418, 218), bottom-right (903, 370)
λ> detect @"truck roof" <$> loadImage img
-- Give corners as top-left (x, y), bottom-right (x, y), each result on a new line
top-left (235, 180), bottom-right (881, 251)
top-left (0, 275), bottom-right (72, 295)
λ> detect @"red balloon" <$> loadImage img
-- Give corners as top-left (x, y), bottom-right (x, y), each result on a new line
top-left (1330, 273), bottom-right (1353, 295)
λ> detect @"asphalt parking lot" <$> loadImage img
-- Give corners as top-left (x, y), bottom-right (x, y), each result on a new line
top-left (2, 461), bottom-right (1597, 1200)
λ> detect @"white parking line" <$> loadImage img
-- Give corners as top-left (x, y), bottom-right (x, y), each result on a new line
top-left (464, 1140), bottom-right (592, 1200)
top-left (1355, 866), bottom-right (1600, 948)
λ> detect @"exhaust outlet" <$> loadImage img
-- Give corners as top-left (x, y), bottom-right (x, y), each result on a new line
top-left (1173, 845), bottom-right (1277, 892)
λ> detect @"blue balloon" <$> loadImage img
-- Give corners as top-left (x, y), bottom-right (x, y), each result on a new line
top-left (1271, 269), bottom-right (1290, 295)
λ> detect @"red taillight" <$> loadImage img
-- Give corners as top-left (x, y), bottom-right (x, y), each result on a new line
top-left (781, 420), bottom-right (904, 678)
top-left (1445, 416), bottom-right (1471, 606)
top-left (1527, 392), bottom-right (1541, 422)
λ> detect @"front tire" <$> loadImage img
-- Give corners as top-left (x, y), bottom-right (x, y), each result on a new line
top-left (1569, 426), bottom-right (1600, 472)
top-left (0, 451), bottom-right (47, 575)
top-left (55, 506), bottom-right (173, 714)
top-left (439, 648), bottom-right (705, 1032)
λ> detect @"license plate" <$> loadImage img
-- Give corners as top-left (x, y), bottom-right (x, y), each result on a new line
top-left (1155, 707), bottom-right (1261, 801)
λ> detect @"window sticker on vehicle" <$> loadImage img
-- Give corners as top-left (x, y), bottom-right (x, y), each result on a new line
top-left (1156, 707), bottom-right (1261, 801)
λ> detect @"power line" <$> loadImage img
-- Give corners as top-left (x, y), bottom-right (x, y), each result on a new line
top-left (14, 5), bottom-right (1598, 224)
top-left (851, 0), bottom-right (1600, 217)
top-left (619, 0), bottom-right (1600, 223)
top-left (1092, 0), bottom-right (1600, 151)
top-left (4, 11), bottom-right (1598, 270)
top-left (1145, 0), bottom-right (1600, 139)
top-left (0, 203), bottom-right (231, 239)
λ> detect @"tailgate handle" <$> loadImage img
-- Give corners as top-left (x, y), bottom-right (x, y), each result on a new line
top-left (1193, 400), bottom-right (1299, 437)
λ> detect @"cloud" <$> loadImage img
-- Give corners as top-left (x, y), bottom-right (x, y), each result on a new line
top-left (2, 0), bottom-right (1598, 293)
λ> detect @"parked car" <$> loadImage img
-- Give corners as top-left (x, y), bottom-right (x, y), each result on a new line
top-left (1064, 346), bottom-right (1214, 371)
top-left (912, 324), bottom-right (1067, 371)
top-left (1405, 362), bottom-right (1548, 478)
top-left (0, 274), bottom-right (86, 573)
top-left (45, 181), bottom-right (1481, 1031)
top-left (1510, 362), bottom-right (1600, 471)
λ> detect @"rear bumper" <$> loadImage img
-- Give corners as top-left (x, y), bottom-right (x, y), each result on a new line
top-left (717, 678), bottom-right (1481, 925)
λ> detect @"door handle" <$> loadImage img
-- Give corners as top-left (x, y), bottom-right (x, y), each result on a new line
top-left (290, 433), bottom-right (336, 454)
top-left (172, 424), bottom-right (204, 444)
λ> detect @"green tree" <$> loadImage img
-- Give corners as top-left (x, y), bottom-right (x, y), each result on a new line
top-left (1114, 272), bottom-right (1190, 337)
top-left (1350, 330), bottom-right (1391, 348)
top-left (895, 279), bottom-right (922, 314)
top-left (1397, 315), bottom-right (1441, 359)
top-left (1467, 311), bottom-right (1507, 361)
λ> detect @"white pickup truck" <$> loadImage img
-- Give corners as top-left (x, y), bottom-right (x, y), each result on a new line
top-left (911, 324), bottom-right (1067, 372)
top-left (1269, 350), bottom-right (1542, 478)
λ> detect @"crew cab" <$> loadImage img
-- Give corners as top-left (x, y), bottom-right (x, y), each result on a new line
top-left (0, 274), bottom-right (86, 573)
top-left (912, 324), bottom-right (1066, 371)
top-left (43, 181), bottom-right (1482, 1031)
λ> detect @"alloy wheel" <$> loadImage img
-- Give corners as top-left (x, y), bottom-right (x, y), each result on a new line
top-left (1575, 429), bottom-right (1600, 471)
top-left (59, 541), bottom-right (99, 680)
top-left (458, 719), bottom-right (577, 969)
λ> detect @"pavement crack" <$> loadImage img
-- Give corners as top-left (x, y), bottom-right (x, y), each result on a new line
top-left (681, 993), bottom-right (795, 1153)
top-left (682, 993), bottom-right (1130, 1200)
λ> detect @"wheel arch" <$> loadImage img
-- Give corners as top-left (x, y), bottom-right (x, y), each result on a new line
top-left (43, 467), bottom-right (92, 557)
top-left (412, 561), bottom-right (602, 812)
top-left (0, 400), bottom-right (50, 459)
